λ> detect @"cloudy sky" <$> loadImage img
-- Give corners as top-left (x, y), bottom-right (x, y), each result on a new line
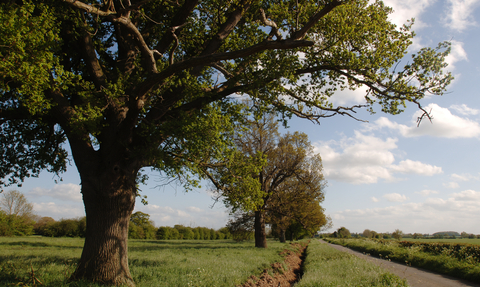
top-left (8, 0), bottom-right (480, 235)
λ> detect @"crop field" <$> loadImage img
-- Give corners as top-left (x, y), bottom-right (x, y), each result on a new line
top-left (0, 237), bottom-right (409, 287)
top-left (326, 238), bottom-right (480, 283)
top-left (404, 238), bottom-right (480, 245)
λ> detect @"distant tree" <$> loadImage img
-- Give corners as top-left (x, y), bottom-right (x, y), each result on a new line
top-left (0, 190), bottom-right (34, 219)
top-left (129, 212), bottom-right (156, 239)
top-left (40, 217), bottom-right (86, 237)
top-left (268, 153), bottom-right (328, 242)
top-left (227, 212), bottom-right (255, 242)
top-left (34, 216), bottom-right (56, 235)
top-left (210, 112), bottom-right (326, 248)
top-left (362, 229), bottom-right (373, 238)
top-left (337, 227), bottom-right (351, 238)
top-left (392, 229), bottom-right (403, 240)
top-left (461, 231), bottom-right (468, 239)
top-left (174, 225), bottom-right (195, 240)
top-left (156, 227), bottom-right (171, 240)
top-left (0, 210), bottom-right (34, 236)
top-left (412, 233), bottom-right (423, 239)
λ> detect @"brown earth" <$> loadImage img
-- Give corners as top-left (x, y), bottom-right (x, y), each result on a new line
top-left (240, 242), bottom-right (308, 287)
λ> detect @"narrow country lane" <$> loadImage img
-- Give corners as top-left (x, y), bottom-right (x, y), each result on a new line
top-left (322, 240), bottom-right (480, 287)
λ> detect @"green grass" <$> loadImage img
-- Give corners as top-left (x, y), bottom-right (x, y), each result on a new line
top-left (296, 240), bottom-right (408, 287)
top-left (0, 236), bottom-right (292, 287)
top-left (404, 238), bottom-right (480, 245)
top-left (326, 238), bottom-right (480, 283)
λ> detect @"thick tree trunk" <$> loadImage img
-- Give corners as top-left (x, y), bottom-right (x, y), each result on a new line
top-left (70, 164), bottom-right (137, 286)
top-left (279, 228), bottom-right (286, 243)
top-left (254, 210), bottom-right (267, 248)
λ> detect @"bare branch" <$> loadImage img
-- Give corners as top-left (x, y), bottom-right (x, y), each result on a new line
top-left (134, 38), bottom-right (314, 98)
top-left (107, 16), bottom-right (157, 73)
top-left (63, 0), bottom-right (116, 16)
top-left (259, 9), bottom-right (282, 40)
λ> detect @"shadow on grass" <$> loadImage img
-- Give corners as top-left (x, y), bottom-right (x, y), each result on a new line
top-left (129, 239), bottom-right (260, 250)
top-left (0, 241), bottom-right (84, 250)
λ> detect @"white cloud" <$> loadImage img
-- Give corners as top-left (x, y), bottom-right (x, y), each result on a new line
top-left (315, 131), bottom-right (442, 184)
top-left (315, 132), bottom-right (397, 184)
top-left (29, 183), bottom-right (82, 202)
top-left (371, 196), bottom-right (380, 202)
top-left (451, 189), bottom-right (480, 201)
top-left (450, 104), bottom-right (479, 116)
top-left (416, 189), bottom-right (439, 196)
top-left (381, 0), bottom-right (436, 28)
top-left (330, 87), bottom-right (368, 106)
top-left (331, 190), bottom-right (480, 233)
top-left (444, 182), bottom-right (460, 189)
top-left (390, 159), bottom-right (442, 176)
top-left (443, 0), bottom-right (480, 31)
top-left (33, 202), bottom-right (84, 219)
top-left (383, 193), bottom-right (409, 202)
top-left (444, 41), bottom-right (468, 71)
top-left (451, 173), bottom-right (479, 181)
top-left (374, 104), bottom-right (480, 138)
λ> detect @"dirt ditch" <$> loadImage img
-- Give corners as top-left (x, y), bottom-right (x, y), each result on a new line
top-left (240, 241), bottom-right (308, 287)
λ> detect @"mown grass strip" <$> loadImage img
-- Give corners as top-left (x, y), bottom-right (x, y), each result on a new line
top-left (0, 236), bottom-right (292, 286)
top-left (326, 238), bottom-right (480, 283)
top-left (296, 240), bottom-right (408, 287)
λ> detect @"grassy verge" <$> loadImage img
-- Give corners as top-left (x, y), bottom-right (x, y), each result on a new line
top-left (326, 238), bottom-right (480, 283)
top-left (295, 240), bottom-right (408, 287)
top-left (0, 236), bottom-right (293, 287)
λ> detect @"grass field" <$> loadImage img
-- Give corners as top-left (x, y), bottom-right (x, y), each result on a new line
top-left (403, 238), bottom-right (480, 245)
top-left (0, 237), bottom-right (411, 287)
top-left (0, 236), bottom-right (291, 287)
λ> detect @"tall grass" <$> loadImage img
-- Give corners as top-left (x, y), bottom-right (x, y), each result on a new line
top-left (327, 238), bottom-right (480, 283)
top-left (296, 240), bottom-right (408, 287)
top-left (0, 236), bottom-right (292, 287)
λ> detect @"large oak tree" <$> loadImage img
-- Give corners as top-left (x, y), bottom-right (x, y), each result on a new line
top-left (1, 0), bottom-right (452, 285)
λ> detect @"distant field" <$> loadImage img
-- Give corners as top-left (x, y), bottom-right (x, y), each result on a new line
top-left (403, 238), bottom-right (480, 245)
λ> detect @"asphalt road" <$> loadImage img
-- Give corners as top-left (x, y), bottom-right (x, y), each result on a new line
top-left (322, 240), bottom-right (480, 287)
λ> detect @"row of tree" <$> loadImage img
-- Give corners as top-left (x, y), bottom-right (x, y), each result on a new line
top-left (128, 211), bottom-right (232, 240)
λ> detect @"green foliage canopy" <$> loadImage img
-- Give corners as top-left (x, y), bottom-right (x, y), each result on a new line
top-left (0, 0), bottom-right (452, 191)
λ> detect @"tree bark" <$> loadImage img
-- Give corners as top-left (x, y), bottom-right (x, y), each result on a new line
top-left (254, 210), bottom-right (267, 248)
top-left (69, 163), bottom-right (137, 286)
top-left (279, 228), bottom-right (286, 243)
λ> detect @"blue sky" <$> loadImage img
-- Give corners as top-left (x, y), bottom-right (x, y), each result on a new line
top-left (8, 0), bottom-right (480, 234)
